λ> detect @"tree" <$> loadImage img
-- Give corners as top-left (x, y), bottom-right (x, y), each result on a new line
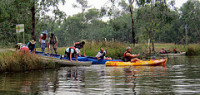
top-left (179, 0), bottom-right (200, 43)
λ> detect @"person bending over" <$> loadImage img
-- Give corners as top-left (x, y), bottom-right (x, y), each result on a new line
top-left (65, 47), bottom-right (78, 62)
top-left (74, 41), bottom-right (85, 57)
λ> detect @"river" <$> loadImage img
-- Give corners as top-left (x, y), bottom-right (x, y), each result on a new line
top-left (0, 56), bottom-right (200, 95)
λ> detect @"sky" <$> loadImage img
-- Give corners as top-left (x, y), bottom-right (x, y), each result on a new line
top-left (53, 0), bottom-right (188, 21)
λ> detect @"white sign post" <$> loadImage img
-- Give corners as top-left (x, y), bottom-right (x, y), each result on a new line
top-left (16, 24), bottom-right (25, 43)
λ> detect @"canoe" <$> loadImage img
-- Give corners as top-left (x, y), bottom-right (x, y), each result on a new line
top-left (35, 51), bottom-right (121, 64)
top-left (105, 59), bottom-right (167, 66)
top-left (40, 56), bottom-right (92, 66)
top-left (160, 52), bottom-right (186, 56)
top-left (60, 56), bottom-right (121, 64)
top-left (34, 51), bottom-right (92, 66)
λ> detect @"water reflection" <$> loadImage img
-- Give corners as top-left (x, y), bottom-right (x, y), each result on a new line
top-left (0, 56), bottom-right (200, 95)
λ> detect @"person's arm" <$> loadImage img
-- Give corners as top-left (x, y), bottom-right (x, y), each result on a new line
top-left (74, 42), bottom-right (80, 46)
top-left (83, 45), bottom-right (85, 56)
top-left (40, 34), bottom-right (42, 44)
top-left (126, 53), bottom-right (139, 58)
top-left (70, 52), bottom-right (72, 62)
top-left (105, 48), bottom-right (108, 54)
top-left (96, 52), bottom-right (101, 60)
top-left (76, 54), bottom-right (78, 61)
top-left (55, 36), bottom-right (58, 48)
top-left (47, 38), bottom-right (50, 51)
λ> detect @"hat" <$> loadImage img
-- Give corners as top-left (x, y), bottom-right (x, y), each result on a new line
top-left (30, 40), bottom-right (36, 44)
top-left (127, 47), bottom-right (131, 50)
top-left (42, 30), bottom-right (48, 34)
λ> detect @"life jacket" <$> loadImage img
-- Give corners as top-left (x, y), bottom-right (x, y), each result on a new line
top-left (99, 51), bottom-right (106, 59)
top-left (67, 47), bottom-right (76, 54)
top-left (123, 51), bottom-right (132, 62)
top-left (28, 42), bottom-right (35, 50)
top-left (50, 36), bottom-right (57, 45)
top-left (41, 34), bottom-right (46, 40)
top-left (74, 43), bottom-right (83, 49)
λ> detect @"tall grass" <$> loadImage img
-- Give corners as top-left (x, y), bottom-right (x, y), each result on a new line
top-left (0, 51), bottom-right (56, 72)
top-left (56, 41), bottom-right (149, 59)
top-left (186, 44), bottom-right (200, 56)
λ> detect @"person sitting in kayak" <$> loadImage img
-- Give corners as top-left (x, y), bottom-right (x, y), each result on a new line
top-left (27, 40), bottom-right (36, 54)
top-left (65, 47), bottom-right (78, 62)
top-left (160, 48), bottom-right (167, 54)
top-left (74, 41), bottom-right (85, 57)
top-left (96, 48), bottom-right (112, 60)
top-left (123, 47), bottom-right (141, 62)
top-left (173, 48), bottom-right (179, 53)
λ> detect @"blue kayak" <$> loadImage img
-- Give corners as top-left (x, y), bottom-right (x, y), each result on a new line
top-left (35, 51), bottom-right (121, 64)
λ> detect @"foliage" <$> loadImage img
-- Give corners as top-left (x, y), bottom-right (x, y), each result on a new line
top-left (1, 0), bottom-right (200, 51)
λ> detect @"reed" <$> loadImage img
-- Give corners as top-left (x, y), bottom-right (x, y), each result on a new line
top-left (186, 44), bottom-right (200, 56)
top-left (0, 51), bottom-right (56, 72)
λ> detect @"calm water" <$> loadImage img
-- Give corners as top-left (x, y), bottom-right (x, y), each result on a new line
top-left (0, 56), bottom-right (200, 95)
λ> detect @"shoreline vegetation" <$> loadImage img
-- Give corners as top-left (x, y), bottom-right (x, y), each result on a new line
top-left (36, 41), bottom-right (200, 58)
top-left (0, 51), bottom-right (56, 73)
top-left (0, 42), bottom-right (200, 73)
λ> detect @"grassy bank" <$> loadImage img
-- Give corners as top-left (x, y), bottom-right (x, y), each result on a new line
top-left (0, 51), bottom-right (56, 72)
top-left (36, 42), bottom-right (200, 58)
top-left (186, 44), bottom-right (200, 56)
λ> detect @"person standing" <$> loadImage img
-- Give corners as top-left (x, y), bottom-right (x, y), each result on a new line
top-left (40, 31), bottom-right (47, 53)
top-left (48, 33), bottom-right (58, 54)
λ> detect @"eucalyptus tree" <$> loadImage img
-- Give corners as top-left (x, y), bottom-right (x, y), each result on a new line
top-left (136, 0), bottom-right (176, 53)
top-left (179, 0), bottom-right (200, 43)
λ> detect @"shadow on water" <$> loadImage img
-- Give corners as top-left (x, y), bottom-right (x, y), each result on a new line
top-left (0, 56), bottom-right (200, 95)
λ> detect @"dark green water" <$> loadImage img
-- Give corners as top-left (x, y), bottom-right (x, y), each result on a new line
top-left (0, 56), bottom-right (200, 95)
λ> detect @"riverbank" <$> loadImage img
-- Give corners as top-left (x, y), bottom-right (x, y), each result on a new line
top-left (36, 42), bottom-right (193, 58)
top-left (0, 51), bottom-right (56, 72)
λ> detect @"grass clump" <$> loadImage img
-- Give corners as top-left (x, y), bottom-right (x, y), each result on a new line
top-left (0, 51), bottom-right (55, 72)
top-left (186, 44), bottom-right (200, 56)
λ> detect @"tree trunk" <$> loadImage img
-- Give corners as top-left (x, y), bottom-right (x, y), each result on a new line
top-left (31, 2), bottom-right (35, 40)
top-left (129, 0), bottom-right (135, 46)
top-left (152, 40), bottom-right (155, 52)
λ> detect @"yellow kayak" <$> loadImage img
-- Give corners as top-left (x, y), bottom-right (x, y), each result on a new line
top-left (105, 59), bottom-right (167, 66)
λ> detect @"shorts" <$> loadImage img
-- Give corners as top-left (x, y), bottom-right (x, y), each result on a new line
top-left (75, 48), bottom-right (80, 54)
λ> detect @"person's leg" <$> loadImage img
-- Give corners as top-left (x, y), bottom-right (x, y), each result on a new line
top-left (54, 47), bottom-right (57, 54)
top-left (131, 58), bottom-right (141, 62)
top-left (104, 57), bottom-right (112, 60)
top-left (32, 48), bottom-right (35, 54)
top-left (41, 43), bottom-right (45, 52)
top-left (50, 44), bottom-right (54, 54)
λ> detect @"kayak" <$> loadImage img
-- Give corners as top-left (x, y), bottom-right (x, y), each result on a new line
top-left (35, 51), bottom-right (121, 64)
top-left (105, 59), bottom-right (167, 66)
top-left (160, 52), bottom-right (186, 56)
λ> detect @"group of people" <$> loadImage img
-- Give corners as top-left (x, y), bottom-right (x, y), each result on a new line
top-left (159, 48), bottom-right (180, 54)
top-left (16, 31), bottom-right (142, 63)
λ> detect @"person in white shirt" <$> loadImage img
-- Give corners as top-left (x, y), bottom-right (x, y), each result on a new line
top-left (96, 48), bottom-right (112, 60)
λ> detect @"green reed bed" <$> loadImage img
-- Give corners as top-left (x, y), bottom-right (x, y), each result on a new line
top-left (56, 41), bottom-right (148, 59)
top-left (0, 51), bottom-right (56, 72)
top-left (186, 44), bottom-right (200, 56)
